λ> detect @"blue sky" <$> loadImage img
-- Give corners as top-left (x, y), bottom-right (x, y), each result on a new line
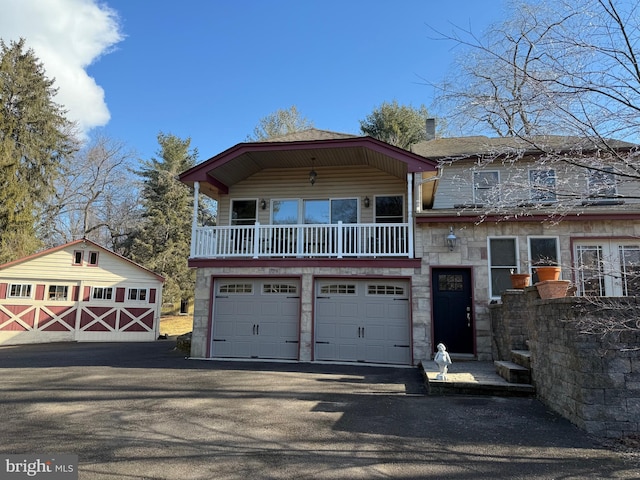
top-left (2, 0), bottom-right (507, 163)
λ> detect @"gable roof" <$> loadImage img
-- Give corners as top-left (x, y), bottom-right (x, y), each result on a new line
top-left (0, 239), bottom-right (165, 283)
top-left (179, 128), bottom-right (439, 199)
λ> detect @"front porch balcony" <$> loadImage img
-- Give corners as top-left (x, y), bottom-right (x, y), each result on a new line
top-left (190, 222), bottom-right (411, 259)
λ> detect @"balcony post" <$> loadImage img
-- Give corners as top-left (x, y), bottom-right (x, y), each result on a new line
top-left (252, 222), bottom-right (261, 259)
top-left (337, 221), bottom-right (343, 258)
top-left (190, 181), bottom-right (200, 258)
top-left (407, 173), bottom-right (414, 257)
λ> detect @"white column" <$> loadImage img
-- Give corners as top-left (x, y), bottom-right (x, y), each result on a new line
top-left (407, 173), bottom-right (414, 258)
top-left (190, 181), bottom-right (200, 258)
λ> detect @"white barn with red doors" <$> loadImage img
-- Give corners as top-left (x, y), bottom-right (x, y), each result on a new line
top-left (0, 239), bottom-right (164, 345)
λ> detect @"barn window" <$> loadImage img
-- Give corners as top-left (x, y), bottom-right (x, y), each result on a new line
top-left (92, 287), bottom-right (113, 300)
top-left (319, 284), bottom-right (356, 295)
top-left (73, 250), bottom-right (83, 265)
top-left (367, 284), bottom-right (404, 295)
top-left (263, 283), bottom-right (297, 294)
top-left (219, 283), bottom-right (253, 294)
top-left (9, 284), bottom-right (32, 298)
top-left (128, 288), bottom-right (148, 301)
top-left (88, 251), bottom-right (99, 266)
top-left (48, 285), bottom-right (69, 301)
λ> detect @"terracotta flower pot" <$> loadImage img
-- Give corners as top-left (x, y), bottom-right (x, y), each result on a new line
top-left (536, 280), bottom-right (570, 299)
top-left (510, 273), bottom-right (531, 289)
top-left (535, 266), bottom-right (561, 282)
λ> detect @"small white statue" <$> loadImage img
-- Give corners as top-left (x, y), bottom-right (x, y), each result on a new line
top-left (434, 343), bottom-right (452, 381)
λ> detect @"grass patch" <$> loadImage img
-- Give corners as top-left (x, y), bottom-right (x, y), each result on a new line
top-left (159, 315), bottom-right (193, 336)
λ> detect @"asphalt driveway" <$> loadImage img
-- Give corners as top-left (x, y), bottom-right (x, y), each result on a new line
top-left (0, 340), bottom-right (637, 479)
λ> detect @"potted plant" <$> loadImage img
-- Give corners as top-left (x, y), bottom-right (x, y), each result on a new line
top-left (509, 269), bottom-right (531, 289)
top-left (533, 260), bottom-right (561, 282)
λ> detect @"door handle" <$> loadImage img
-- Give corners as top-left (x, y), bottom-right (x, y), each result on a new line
top-left (466, 312), bottom-right (471, 327)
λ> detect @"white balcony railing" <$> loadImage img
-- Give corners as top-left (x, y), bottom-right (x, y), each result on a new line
top-left (191, 222), bottom-right (410, 259)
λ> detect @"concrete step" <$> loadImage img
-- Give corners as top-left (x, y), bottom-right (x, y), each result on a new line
top-left (495, 360), bottom-right (531, 384)
top-left (419, 361), bottom-right (535, 397)
top-left (511, 349), bottom-right (531, 370)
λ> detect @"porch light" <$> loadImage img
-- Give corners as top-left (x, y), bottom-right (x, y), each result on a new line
top-left (446, 226), bottom-right (458, 251)
top-left (364, 197), bottom-right (370, 208)
top-left (309, 157), bottom-right (317, 185)
top-left (260, 199), bottom-right (267, 210)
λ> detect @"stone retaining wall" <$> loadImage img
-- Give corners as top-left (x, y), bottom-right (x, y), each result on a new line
top-left (491, 288), bottom-right (640, 438)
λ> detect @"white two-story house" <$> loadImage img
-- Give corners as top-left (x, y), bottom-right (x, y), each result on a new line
top-left (179, 129), bottom-right (640, 364)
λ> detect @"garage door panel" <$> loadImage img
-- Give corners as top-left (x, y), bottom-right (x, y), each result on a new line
top-left (315, 279), bottom-right (411, 365)
top-left (339, 303), bottom-right (358, 318)
top-left (364, 304), bottom-right (386, 318)
top-left (212, 278), bottom-right (300, 360)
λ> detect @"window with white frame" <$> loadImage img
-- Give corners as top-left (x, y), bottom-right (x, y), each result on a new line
top-left (9, 284), bottom-right (32, 298)
top-left (528, 237), bottom-right (560, 283)
top-left (231, 199), bottom-right (257, 226)
top-left (128, 288), bottom-right (147, 301)
top-left (48, 285), bottom-right (69, 301)
top-left (92, 287), bottom-right (113, 300)
top-left (529, 169), bottom-right (556, 202)
top-left (575, 240), bottom-right (640, 296)
top-left (473, 171), bottom-right (500, 204)
top-left (375, 196), bottom-right (403, 223)
top-left (488, 237), bottom-right (518, 298)
top-left (587, 167), bottom-right (617, 198)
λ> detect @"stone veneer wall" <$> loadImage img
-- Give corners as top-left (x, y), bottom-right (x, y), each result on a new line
top-left (491, 288), bottom-right (640, 438)
top-left (190, 265), bottom-right (431, 364)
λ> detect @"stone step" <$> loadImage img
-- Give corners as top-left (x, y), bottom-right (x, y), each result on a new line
top-left (419, 361), bottom-right (535, 397)
top-left (494, 360), bottom-right (531, 384)
top-left (511, 349), bottom-right (532, 370)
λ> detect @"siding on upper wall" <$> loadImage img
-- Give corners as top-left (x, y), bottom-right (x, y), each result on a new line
top-left (0, 245), bottom-right (161, 286)
top-left (433, 159), bottom-right (640, 209)
top-left (218, 165), bottom-right (407, 226)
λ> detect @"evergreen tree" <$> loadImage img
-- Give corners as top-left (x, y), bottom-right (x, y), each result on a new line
top-left (0, 38), bottom-right (77, 262)
top-left (128, 133), bottom-right (197, 306)
top-left (359, 100), bottom-right (432, 150)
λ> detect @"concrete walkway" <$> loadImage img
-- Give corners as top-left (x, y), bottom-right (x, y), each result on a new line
top-left (0, 341), bottom-right (637, 479)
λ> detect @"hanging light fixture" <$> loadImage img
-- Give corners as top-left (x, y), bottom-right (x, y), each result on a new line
top-left (309, 157), bottom-right (317, 185)
top-left (446, 226), bottom-right (458, 251)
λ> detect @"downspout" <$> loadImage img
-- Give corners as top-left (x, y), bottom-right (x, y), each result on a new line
top-left (407, 173), bottom-right (414, 258)
top-left (190, 181), bottom-right (200, 258)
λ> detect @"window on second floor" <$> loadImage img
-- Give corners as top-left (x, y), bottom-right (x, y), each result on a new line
top-left (529, 169), bottom-right (557, 202)
top-left (473, 171), bottom-right (500, 204)
top-left (88, 251), bottom-right (99, 266)
top-left (375, 195), bottom-right (403, 223)
top-left (587, 167), bottom-right (617, 198)
top-left (231, 199), bottom-right (257, 226)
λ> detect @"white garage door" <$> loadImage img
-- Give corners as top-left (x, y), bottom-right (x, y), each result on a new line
top-left (315, 279), bottom-right (411, 365)
top-left (211, 278), bottom-right (300, 360)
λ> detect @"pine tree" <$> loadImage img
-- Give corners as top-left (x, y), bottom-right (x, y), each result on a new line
top-left (0, 38), bottom-right (77, 262)
top-left (128, 133), bottom-right (198, 306)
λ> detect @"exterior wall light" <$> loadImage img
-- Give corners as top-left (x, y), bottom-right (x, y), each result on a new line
top-left (446, 226), bottom-right (458, 251)
top-left (364, 196), bottom-right (370, 208)
top-left (260, 199), bottom-right (267, 210)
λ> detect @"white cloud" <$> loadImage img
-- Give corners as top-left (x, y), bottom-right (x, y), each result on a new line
top-left (0, 0), bottom-right (123, 137)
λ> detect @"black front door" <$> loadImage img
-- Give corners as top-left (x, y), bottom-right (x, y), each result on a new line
top-left (431, 268), bottom-right (474, 355)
